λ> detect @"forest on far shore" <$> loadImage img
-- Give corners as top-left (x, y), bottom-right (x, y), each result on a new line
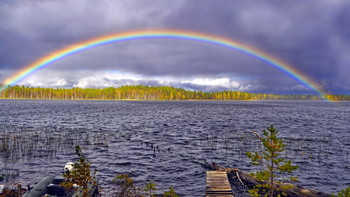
top-left (1, 85), bottom-right (349, 101)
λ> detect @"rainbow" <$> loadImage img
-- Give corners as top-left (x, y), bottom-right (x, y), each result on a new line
top-left (0, 29), bottom-right (328, 99)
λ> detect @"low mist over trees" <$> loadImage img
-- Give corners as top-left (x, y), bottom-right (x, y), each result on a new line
top-left (1, 85), bottom-right (349, 101)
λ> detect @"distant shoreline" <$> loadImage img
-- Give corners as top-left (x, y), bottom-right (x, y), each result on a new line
top-left (1, 85), bottom-right (349, 101)
top-left (1, 97), bottom-right (348, 102)
top-left (2, 98), bottom-right (350, 103)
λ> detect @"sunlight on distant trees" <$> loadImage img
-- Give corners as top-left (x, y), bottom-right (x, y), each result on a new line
top-left (2, 85), bottom-right (348, 101)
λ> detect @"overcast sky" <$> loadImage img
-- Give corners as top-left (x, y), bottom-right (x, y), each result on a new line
top-left (1, 0), bottom-right (349, 94)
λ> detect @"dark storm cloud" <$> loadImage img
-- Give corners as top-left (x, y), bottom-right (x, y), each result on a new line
top-left (49, 39), bottom-right (278, 79)
top-left (1, 0), bottom-right (349, 94)
top-left (164, 0), bottom-right (350, 93)
top-left (0, 0), bottom-right (185, 68)
top-left (166, 1), bottom-right (346, 71)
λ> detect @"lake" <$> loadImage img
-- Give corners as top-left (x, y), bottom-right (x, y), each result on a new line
top-left (0, 100), bottom-right (349, 196)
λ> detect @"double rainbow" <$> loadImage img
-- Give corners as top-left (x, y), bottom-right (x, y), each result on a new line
top-left (0, 30), bottom-right (328, 99)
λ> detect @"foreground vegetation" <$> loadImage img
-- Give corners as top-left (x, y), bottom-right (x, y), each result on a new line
top-left (60, 146), bottom-right (178, 197)
top-left (1, 85), bottom-right (349, 101)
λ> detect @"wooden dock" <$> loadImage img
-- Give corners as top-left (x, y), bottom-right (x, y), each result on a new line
top-left (206, 171), bottom-right (234, 197)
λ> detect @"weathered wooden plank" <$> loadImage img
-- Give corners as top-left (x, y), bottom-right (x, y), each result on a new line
top-left (206, 171), bottom-right (234, 197)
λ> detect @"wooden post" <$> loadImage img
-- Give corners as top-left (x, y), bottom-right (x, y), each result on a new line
top-left (17, 183), bottom-right (22, 197)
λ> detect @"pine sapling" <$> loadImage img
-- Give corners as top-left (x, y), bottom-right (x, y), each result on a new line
top-left (144, 181), bottom-right (157, 197)
top-left (246, 125), bottom-right (298, 197)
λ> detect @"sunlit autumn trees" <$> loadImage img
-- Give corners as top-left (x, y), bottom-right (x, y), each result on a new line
top-left (1, 85), bottom-right (349, 101)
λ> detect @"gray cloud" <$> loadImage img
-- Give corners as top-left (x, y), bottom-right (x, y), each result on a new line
top-left (16, 69), bottom-right (312, 94)
top-left (1, 0), bottom-right (349, 94)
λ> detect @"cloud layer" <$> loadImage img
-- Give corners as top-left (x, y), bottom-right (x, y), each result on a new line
top-left (1, 0), bottom-right (349, 94)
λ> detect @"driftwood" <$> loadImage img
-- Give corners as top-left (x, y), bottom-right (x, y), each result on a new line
top-left (202, 162), bottom-right (331, 197)
top-left (226, 169), bottom-right (331, 197)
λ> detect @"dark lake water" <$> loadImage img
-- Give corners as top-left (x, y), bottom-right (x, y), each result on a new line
top-left (0, 100), bottom-right (349, 196)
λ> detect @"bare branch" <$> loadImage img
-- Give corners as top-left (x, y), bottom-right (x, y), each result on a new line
top-left (252, 130), bottom-right (263, 142)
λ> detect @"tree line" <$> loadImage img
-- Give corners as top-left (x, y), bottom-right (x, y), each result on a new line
top-left (0, 85), bottom-right (349, 101)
